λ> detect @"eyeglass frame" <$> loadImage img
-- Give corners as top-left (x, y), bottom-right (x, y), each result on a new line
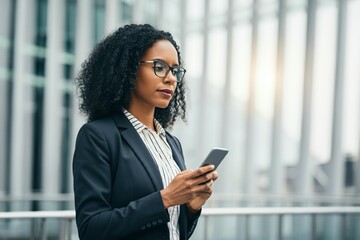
top-left (139, 59), bottom-right (186, 82)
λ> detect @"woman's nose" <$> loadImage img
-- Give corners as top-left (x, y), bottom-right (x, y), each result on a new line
top-left (164, 70), bottom-right (177, 84)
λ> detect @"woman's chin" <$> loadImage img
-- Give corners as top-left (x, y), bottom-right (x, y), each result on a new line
top-left (155, 101), bottom-right (171, 109)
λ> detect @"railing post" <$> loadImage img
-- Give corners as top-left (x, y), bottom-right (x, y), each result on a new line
top-left (31, 218), bottom-right (36, 240)
top-left (59, 218), bottom-right (74, 240)
top-left (59, 219), bottom-right (65, 239)
top-left (245, 215), bottom-right (250, 240)
top-left (204, 215), bottom-right (209, 240)
top-left (312, 214), bottom-right (316, 240)
top-left (67, 219), bottom-right (73, 240)
top-left (278, 214), bottom-right (283, 240)
top-left (236, 216), bottom-right (242, 239)
top-left (40, 218), bottom-right (46, 240)
top-left (342, 213), bottom-right (346, 240)
top-left (59, 218), bottom-right (67, 240)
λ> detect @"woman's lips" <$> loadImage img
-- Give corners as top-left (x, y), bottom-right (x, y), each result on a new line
top-left (158, 89), bottom-right (173, 98)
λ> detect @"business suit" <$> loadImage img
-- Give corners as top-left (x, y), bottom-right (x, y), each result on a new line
top-left (73, 111), bottom-right (200, 240)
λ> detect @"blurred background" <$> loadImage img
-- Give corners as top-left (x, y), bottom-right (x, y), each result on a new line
top-left (1, 0), bottom-right (360, 239)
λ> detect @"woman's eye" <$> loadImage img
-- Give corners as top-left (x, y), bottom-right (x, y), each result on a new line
top-left (154, 66), bottom-right (164, 72)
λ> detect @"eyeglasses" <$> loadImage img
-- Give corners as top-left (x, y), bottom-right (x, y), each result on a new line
top-left (140, 59), bottom-right (186, 82)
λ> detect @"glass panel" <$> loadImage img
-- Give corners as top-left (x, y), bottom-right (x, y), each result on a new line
top-left (254, 17), bottom-right (278, 173)
top-left (234, 0), bottom-right (252, 10)
top-left (94, 0), bottom-right (105, 44)
top-left (141, 0), bottom-right (161, 27)
top-left (259, 0), bottom-right (277, 4)
top-left (121, 0), bottom-right (133, 22)
top-left (61, 91), bottom-right (71, 193)
top-left (259, 0), bottom-right (278, 19)
top-left (287, 0), bottom-right (307, 10)
top-left (31, 0), bottom-right (48, 194)
top-left (343, 0), bottom-right (360, 158)
top-left (255, 18), bottom-right (277, 120)
top-left (203, 27), bottom-right (227, 150)
top-left (231, 23), bottom-right (251, 104)
top-left (65, 0), bottom-right (76, 53)
top-left (310, 3), bottom-right (337, 164)
top-left (186, 0), bottom-right (205, 23)
top-left (184, 34), bottom-right (204, 79)
top-left (282, 10), bottom-right (307, 168)
top-left (0, 0), bottom-right (12, 195)
top-left (162, 0), bottom-right (181, 36)
top-left (181, 32), bottom-right (204, 167)
top-left (225, 22), bottom-right (252, 196)
top-left (209, 0), bottom-right (228, 16)
top-left (208, 28), bottom-right (227, 89)
top-left (36, 0), bottom-right (47, 47)
top-left (61, 1), bottom-right (76, 195)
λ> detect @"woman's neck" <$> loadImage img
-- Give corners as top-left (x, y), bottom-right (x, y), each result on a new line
top-left (127, 105), bottom-right (156, 131)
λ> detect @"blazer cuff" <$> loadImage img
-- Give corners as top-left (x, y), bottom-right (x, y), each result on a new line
top-left (186, 206), bottom-right (202, 219)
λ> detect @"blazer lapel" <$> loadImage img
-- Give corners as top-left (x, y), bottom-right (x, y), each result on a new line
top-left (112, 112), bottom-right (164, 191)
top-left (166, 134), bottom-right (186, 171)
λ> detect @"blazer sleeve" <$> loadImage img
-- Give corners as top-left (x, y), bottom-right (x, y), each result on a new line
top-left (169, 134), bottom-right (202, 238)
top-left (73, 123), bottom-right (170, 240)
top-left (185, 205), bottom-right (201, 238)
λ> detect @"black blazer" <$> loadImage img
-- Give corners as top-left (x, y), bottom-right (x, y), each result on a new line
top-left (73, 112), bottom-right (200, 240)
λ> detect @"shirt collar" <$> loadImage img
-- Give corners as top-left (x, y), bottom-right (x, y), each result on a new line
top-left (122, 109), bottom-right (166, 137)
top-left (154, 119), bottom-right (166, 137)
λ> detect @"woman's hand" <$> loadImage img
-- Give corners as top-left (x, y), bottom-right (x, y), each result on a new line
top-left (160, 165), bottom-right (218, 211)
top-left (186, 178), bottom-right (215, 213)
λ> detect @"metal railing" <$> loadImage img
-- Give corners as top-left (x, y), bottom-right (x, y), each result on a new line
top-left (2, 192), bottom-right (360, 204)
top-left (0, 210), bottom-right (75, 240)
top-left (0, 207), bottom-right (360, 240)
top-left (201, 207), bottom-right (360, 240)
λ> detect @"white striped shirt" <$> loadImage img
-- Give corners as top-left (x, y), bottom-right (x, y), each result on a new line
top-left (123, 109), bottom-right (181, 240)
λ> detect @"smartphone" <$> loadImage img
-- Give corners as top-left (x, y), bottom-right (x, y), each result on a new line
top-left (199, 147), bottom-right (229, 170)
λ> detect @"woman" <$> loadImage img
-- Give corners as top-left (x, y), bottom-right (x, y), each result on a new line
top-left (73, 24), bottom-right (218, 240)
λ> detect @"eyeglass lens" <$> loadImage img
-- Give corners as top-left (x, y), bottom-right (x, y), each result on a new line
top-left (153, 60), bottom-right (185, 82)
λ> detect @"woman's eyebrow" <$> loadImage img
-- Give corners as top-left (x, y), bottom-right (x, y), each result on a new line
top-left (153, 58), bottom-right (179, 66)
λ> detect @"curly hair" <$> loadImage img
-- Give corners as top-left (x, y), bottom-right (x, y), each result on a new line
top-left (74, 24), bottom-right (187, 129)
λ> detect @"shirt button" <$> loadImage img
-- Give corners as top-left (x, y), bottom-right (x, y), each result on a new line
top-left (146, 223), bottom-right (151, 228)
top-left (152, 221), bottom-right (157, 225)
top-left (141, 226), bottom-right (146, 230)
top-left (158, 219), bottom-right (163, 223)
